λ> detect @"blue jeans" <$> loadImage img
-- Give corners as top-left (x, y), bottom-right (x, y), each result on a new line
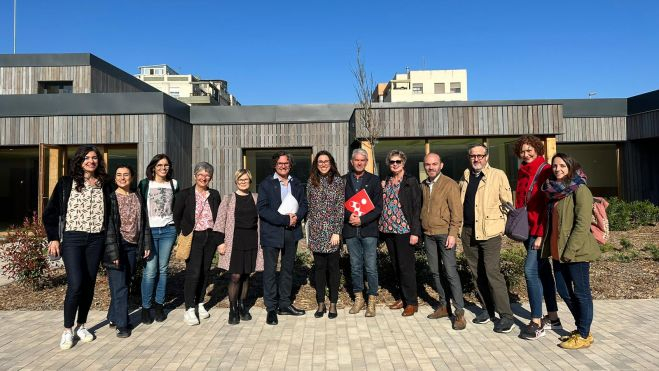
top-left (524, 237), bottom-right (558, 319)
top-left (553, 260), bottom-right (593, 338)
top-left (107, 240), bottom-right (137, 328)
top-left (141, 224), bottom-right (176, 308)
top-left (346, 236), bottom-right (379, 296)
top-left (61, 231), bottom-right (105, 328)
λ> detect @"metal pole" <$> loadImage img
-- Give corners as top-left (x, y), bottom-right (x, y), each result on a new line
top-left (13, 0), bottom-right (17, 54)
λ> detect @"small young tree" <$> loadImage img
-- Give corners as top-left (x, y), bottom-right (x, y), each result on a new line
top-left (0, 214), bottom-right (51, 290)
top-left (352, 44), bottom-right (380, 173)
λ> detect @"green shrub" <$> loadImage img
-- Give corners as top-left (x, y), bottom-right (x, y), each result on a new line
top-left (629, 200), bottom-right (659, 227)
top-left (611, 250), bottom-right (639, 263)
top-left (619, 238), bottom-right (633, 250)
top-left (0, 214), bottom-right (51, 289)
top-left (600, 243), bottom-right (615, 253)
top-left (500, 246), bottom-right (526, 291)
top-left (607, 197), bottom-right (659, 231)
top-left (643, 244), bottom-right (659, 261)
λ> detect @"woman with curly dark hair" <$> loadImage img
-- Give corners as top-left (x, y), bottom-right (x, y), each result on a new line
top-left (513, 135), bottom-right (561, 341)
top-left (43, 145), bottom-right (111, 350)
top-left (307, 150), bottom-right (345, 319)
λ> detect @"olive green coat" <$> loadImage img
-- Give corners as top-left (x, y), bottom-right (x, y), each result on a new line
top-left (541, 185), bottom-right (601, 262)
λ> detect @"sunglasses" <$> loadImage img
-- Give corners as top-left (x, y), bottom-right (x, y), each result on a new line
top-left (389, 160), bottom-right (403, 165)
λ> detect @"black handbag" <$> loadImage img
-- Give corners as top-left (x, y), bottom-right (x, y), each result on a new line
top-left (504, 163), bottom-right (547, 242)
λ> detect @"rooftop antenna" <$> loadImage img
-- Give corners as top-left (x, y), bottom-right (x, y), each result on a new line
top-left (588, 92), bottom-right (598, 99)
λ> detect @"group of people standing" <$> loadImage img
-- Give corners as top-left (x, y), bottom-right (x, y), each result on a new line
top-left (43, 136), bottom-right (599, 351)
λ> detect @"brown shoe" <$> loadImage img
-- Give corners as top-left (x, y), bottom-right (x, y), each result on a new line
top-left (365, 295), bottom-right (376, 317)
top-left (453, 308), bottom-right (466, 330)
top-left (427, 306), bottom-right (449, 319)
top-left (389, 300), bottom-right (404, 310)
top-left (401, 305), bottom-right (418, 316)
top-left (349, 293), bottom-right (365, 314)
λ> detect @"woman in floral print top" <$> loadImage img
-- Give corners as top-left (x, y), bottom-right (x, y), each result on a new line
top-left (307, 150), bottom-right (345, 319)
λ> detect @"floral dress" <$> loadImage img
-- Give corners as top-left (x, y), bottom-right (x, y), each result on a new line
top-left (378, 179), bottom-right (410, 234)
top-left (307, 176), bottom-right (346, 253)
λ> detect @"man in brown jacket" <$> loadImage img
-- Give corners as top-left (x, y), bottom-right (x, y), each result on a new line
top-left (421, 153), bottom-right (466, 330)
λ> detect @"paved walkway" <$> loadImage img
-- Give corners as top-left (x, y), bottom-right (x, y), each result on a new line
top-left (0, 299), bottom-right (657, 370)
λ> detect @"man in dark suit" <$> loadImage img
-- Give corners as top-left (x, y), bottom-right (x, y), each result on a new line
top-left (257, 151), bottom-right (309, 325)
top-left (344, 148), bottom-right (382, 317)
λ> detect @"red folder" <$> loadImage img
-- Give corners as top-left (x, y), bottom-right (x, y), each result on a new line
top-left (345, 189), bottom-right (375, 217)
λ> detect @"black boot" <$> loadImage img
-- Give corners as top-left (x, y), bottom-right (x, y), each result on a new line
top-left (154, 303), bottom-right (166, 322)
top-left (141, 308), bottom-right (153, 325)
top-left (239, 301), bottom-right (252, 321)
top-left (228, 302), bottom-right (240, 325)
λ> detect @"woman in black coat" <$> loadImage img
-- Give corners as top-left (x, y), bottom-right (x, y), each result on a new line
top-left (103, 165), bottom-right (152, 338)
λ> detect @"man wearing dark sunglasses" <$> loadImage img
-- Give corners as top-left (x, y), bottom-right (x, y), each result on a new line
top-left (459, 144), bottom-right (515, 334)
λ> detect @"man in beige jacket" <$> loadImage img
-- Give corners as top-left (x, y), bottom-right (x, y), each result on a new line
top-left (459, 144), bottom-right (515, 334)
top-left (421, 153), bottom-right (466, 330)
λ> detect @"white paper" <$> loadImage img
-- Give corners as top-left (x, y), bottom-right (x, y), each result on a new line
top-left (277, 193), bottom-right (299, 215)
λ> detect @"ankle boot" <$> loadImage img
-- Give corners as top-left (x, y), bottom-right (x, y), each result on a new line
top-left (365, 295), bottom-right (377, 317)
top-left (228, 302), bottom-right (240, 325)
top-left (349, 292), bottom-right (365, 314)
top-left (238, 301), bottom-right (252, 321)
top-left (141, 307), bottom-right (153, 325)
top-left (153, 303), bottom-right (166, 322)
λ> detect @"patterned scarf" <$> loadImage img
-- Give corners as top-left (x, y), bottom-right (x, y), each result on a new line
top-left (541, 168), bottom-right (588, 202)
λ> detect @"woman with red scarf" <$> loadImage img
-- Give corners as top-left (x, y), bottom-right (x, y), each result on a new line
top-left (513, 136), bottom-right (561, 340)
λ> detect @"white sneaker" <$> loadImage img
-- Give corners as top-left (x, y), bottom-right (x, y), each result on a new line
top-left (184, 308), bottom-right (199, 325)
top-left (75, 326), bottom-right (94, 343)
top-left (198, 303), bottom-right (210, 319)
top-left (60, 331), bottom-right (73, 350)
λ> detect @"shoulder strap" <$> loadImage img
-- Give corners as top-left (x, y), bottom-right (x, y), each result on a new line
top-left (525, 163), bottom-right (548, 206)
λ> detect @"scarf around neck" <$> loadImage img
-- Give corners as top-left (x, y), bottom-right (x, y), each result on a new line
top-left (541, 168), bottom-right (588, 202)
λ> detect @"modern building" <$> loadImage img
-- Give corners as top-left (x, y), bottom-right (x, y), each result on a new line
top-left (1, 53), bottom-right (657, 230)
top-left (135, 64), bottom-right (240, 106)
top-left (373, 69), bottom-right (468, 102)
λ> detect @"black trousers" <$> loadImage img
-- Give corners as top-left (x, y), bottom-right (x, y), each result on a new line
top-left (263, 229), bottom-right (298, 311)
top-left (313, 250), bottom-right (340, 303)
top-left (61, 231), bottom-right (105, 328)
top-left (382, 233), bottom-right (418, 306)
top-left (184, 230), bottom-right (217, 309)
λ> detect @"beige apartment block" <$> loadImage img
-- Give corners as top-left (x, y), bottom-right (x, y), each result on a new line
top-left (374, 69), bottom-right (468, 102)
top-left (135, 64), bottom-right (240, 106)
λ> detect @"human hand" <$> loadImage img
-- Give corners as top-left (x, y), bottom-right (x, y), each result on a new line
top-left (217, 243), bottom-right (227, 255)
top-left (445, 236), bottom-right (456, 250)
top-left (533, 237), bottom-right (542, 250)
top-left (349, 213), bottom-right (361, 226)
top-left (410, 235), bottom-right (419, 245)
top-left (289, 214), bottom-right (298, 227)
top-left (144, 250), bottom-right (151, 259)
top-left (330, 234), bottom-right (340, 246)
top-left (48, 240), bottom-right (60, 258)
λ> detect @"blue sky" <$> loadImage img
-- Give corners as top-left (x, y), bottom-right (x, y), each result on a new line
top-left (0, 0), bottom-right (657, 105)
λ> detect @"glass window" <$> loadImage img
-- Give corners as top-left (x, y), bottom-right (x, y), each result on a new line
top-left (428, 138), bottom-right (478, 182)
top-left (0, 147), bottom-right (39, 229)
top-left (450, 82), bottom-right (461, 93)
top-left (412, 83), bottom-right (423, 94)
top-left (244, 148), bottom-right (313, 192)
top-left (374, 139), bottom-right (426, 180)
top-left (434, 83), bottom-right (445, 94)
top-left (486, 137), bottom-right (519, 189)
top-left (556, 143), bottom-right (618, 197)
top-left (38, 81), bottom-right (73, 94)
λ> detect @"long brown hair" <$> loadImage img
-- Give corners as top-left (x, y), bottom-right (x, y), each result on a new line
top-left (70, 145), bottom-right (107, 192)
top-left (309, 150), bottom-right (339, 187)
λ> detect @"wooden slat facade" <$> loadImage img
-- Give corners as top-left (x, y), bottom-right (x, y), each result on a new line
top-left (558, 117), bottom-right (627, 142)
top-left (192, 122), bottom-right (350, 193)
top-left (0, 114), bottom-right (193, 187)
top-left (355, 105), bottom-right (563, 138)
top-left (621, 140), bottom-right (659, 204)
top-left (627, 110), bottom-right (659, 140)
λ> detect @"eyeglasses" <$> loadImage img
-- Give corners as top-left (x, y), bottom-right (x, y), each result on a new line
top-left (317, 160), bottom-right (330, 165)
top-left (156, 164), bottom-right (170, 168)
top-left (237, 178), bottom-right (250, 183)
top-left (389, 160), bottom-right (403, 165)
top-left (276, 162), bottom-right (290, 167)
top-left (468, 154), bottom-right (486, 160)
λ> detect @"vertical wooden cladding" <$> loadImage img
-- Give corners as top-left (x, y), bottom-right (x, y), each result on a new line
top-left (627, 111), bottom-right (659, 140)
top-left (355, 105), bottom-right (562, 138)
top-left (90, 67), bottom-right (147, 93)
top-left (621, 140), bottom-right (659, 204)
top-left (558, 117), bottom-right (627, 142)
top-left (0, 66), bottom-right (92, 94)
top-left (191, 122), bottom-right (350, 194)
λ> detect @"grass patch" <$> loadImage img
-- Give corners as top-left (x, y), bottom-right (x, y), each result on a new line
top-left (643, 243), bottom-right (659, 261)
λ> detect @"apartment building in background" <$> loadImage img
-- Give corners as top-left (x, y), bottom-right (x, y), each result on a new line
top-left (135, 64), bottom-right (240, 106)
top-left (373, 69), bottom-right (468, 102)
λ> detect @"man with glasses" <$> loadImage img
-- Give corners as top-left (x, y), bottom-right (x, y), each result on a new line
top-left (257, 151), bottom-right (309, 325)
top-left (459, 144), bottom-right (515, 333)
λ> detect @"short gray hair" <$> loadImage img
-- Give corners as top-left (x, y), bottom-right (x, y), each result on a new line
top-left (193, 162), bottom-right (214, 177)
top-left (467, 143), bottom-right (488, 156)
top-left (351, 148), bottom-right (369, 160)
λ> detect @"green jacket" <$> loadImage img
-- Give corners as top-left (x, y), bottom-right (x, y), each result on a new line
top-left (541, 185), bottom-right (600, 262)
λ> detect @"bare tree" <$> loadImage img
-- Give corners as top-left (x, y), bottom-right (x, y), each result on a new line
top-left (352, 44), bottom-right (380, 172)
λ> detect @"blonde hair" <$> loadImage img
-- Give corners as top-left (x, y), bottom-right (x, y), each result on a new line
top-left (234, 168), bottom-right (253, 183)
